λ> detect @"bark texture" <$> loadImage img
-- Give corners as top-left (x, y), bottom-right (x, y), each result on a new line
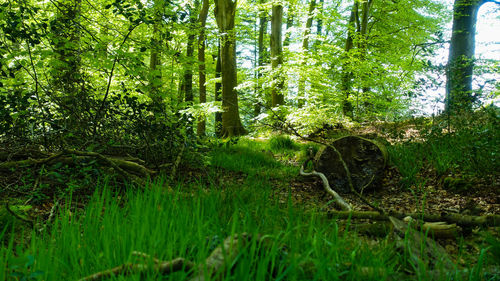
top-left (255, 0), bottom-right (268, 116)
top-left (214, 0), bottom-right (246, 137)
top-left (445, 0), bottom-right (486, 112)
top-left (314, 136), bottom-right (387, 192)
top-left (197, 0), bottom-right (210, 136)
top-left (270, 4), bottom-right (284, 106)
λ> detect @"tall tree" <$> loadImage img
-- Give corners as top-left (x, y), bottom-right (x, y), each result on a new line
top-left (340, 0), bottom-right (373, 118)
top-left (214, 49), bottom-right (223, 137)
top-left (445, 0), bottom-right (499, 112)
top-left (297, 0), bottom-right (316, 107)
top-left (214, 0), bottom-right (246, 137)
top-left (183, 4), bottom-right (198, 106)
top-left (283, 1), bottom-right (295, 48)
top-left (314, 0), bottom-right (324, 48)
top-left (255, 0), bottom-right (268, 115)
top-left (50, 0), bottom-right (86, 132)
top-left (149, 0), bottom-right (164, 110)
top-left (197, 0), bottom-right (210, 136)
top-left (270, 3), bottom-right (284, 106)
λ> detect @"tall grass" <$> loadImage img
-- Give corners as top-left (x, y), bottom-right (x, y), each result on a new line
top-left (1, 136), bottom-right (495, 280)
top-left (0, 176), bottom-right (404, 281)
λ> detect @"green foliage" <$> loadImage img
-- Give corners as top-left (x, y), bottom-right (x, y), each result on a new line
top-left (388, 143), bottom-right (424, 189)
top-left (388, 108), bottom-right (500, 188)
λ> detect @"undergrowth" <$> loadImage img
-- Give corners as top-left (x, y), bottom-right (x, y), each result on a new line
top-left (0, 136), bottom-right (496, 280)
top-left (388, 108), bottom-right (499, 189)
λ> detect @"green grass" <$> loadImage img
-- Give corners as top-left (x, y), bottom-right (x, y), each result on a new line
top-left (1, 178), bottom-right (492, 280)
top-left (0, 178), bottom-right (395, 281)
top-left (0, 137), bottom-right (495, 280)
top-left (388, 118), bottom-right (499, 188)
top-left (208, 138), bottom-right (301, 180)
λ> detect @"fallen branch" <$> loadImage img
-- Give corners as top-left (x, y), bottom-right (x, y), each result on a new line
top-left (78, 257), bottom-right (193, 281)
top-left (78, 233), bottom-right (256, 281)
top-left (327, 210), bottom-right (500, 227)
top-left (390, 216), bottom-right (455, 272)
top-left (0, 149), bottom-right (155, 185)
top-left (189, 233), bottom-right (254, 281)
top-left (171, 145), bottom-right (185, 178)
top-left (300, 157), bottom-right (352, 211)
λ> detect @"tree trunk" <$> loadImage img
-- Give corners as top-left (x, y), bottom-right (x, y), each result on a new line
top-left (214, 0), bottom-right (246, 137)
top-left (283, 2), bottom-right (295, 48)
top-left (340, 1), bottom-right (358, 118)
top-left (214, 47), bottom-right (223, 138)
top-left (314, 135), bottom-right (387, 192)
top-left (445, 0), bottom-right (486, 112)
top-left (359, 0), bottom-right (373, 94)
top-left (297, 0), bottom-right (316, 108)
top-left (51, 0), bottom-right (85, 132)
top-left (255, 0), bottom-right (268, 116)
top-left (314, 0), bottom-right (324, 48)
top-left (184, 6), bottom-right (197, 105)
top-left (197, 0), bottom-right (210, 137)
top-left (270, 4), bottom-right (284, 107)
top-left (149, 1), bottom-right (163, 110)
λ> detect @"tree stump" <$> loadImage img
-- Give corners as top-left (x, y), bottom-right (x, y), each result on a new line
top-left (314, 136), bottom-right (387, 192)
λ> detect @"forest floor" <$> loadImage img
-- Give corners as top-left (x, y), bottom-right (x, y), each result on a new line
top-left (1, 115), bottom-right (499, 280)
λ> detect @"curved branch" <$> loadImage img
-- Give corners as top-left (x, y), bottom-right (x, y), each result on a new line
top-left (300, 158), bottom-right (352, 211)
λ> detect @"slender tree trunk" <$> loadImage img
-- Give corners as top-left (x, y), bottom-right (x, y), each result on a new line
top-left (283, 2), bottom-right (295, 48)
top-left (271, 4), bottom-right (284, 107)
top-left (214, 48), bottom-right (223, 137)
top-left (445, 0), bottom-right (488, 112)
top-left (255, 0), bottom-right (268, 116)
top-left (184, 6), bottom-right (197, 105)
top-left (149, 11), bottom-right (162, 110)
top-left (314, 0), bottom-right (324, 48)
top-left (197, 0), bottom-right (210, 136)
top-left (297, 0), bottom-right (316, 108)
top-left (340, 1), bottom-right (358, 118)
top-left (51, 0), bottom-right (84, 131)
top-left (359, 0), bottom-right (373, 94)
top-left (214, 0), bottom-right (246, 137)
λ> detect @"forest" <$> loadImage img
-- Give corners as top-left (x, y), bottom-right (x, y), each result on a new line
top-left (0, 0), bottom-right (499, 280)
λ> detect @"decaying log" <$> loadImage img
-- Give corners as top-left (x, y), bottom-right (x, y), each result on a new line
top-left (314, 136), bottom-right (387, 192)
top-left (327, 210), bottom-right (500, 228)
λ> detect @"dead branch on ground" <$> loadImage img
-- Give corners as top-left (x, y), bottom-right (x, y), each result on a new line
top-left (78, 233), bottom-right (257, 281)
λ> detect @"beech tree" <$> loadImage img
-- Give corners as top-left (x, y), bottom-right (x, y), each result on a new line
top-left (196, 0), bottom-right (210, 137)
top-left (297, 0), bottom-right (317, 108)
top-left (214, 0), bottom-right (246, 137)
top-left (270, 3), bottom-right (284, 107)
top-left (446, 0), bottom-right (500, 113)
